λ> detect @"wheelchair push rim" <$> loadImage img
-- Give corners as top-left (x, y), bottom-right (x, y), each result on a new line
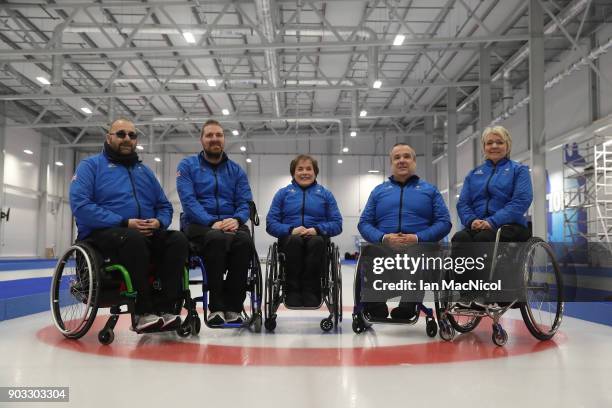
top-left (520, 238), bottom-right (564, 340)
top-left (50, 244), bottom-right (100, 338)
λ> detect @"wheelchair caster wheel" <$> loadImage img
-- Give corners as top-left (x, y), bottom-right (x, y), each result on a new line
top-left (191, 315), bottom-right (201, 335)
top-left (264, 318), bottom-right (276, 332)
top-left (320, 318), bottom-right (333, 332)
top-left (253, 314), bottom-right (262, 333)
top-left (492, 324), bottom-right (508, 346)
top-left (352, 315), bottom-right (366, 334)
top-left (176, 324), bottom-right (191, 338)
top-left (439, 320), bottom-right (455, 342)
top-left (426, 319), bottom-right (438, 338)
top-left (98, 329), bottom-right (114, 345)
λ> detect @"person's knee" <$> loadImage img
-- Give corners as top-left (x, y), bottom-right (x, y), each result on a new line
top-left (473, 230), bottom-right (495, 242)
top-left (307, 235), bottom-right (325, 248)
top-left (121, 229), bottom-right (149, 251)
top-left (232, 231), bottom-right (252, 251)
top-left (284, 235), bottom-right (303, 247)
top-left (202, 230), bottom-right (228, 250)
top-left (452, 230), bottom-right (473, 243)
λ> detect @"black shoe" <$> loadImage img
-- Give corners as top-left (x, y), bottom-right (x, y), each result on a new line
top-left (302, 292), bottom-right (320, 307)
top-left (208, 311), bottom-right (225, 327)
top-left (160, 313), bottom-right (181, 330)
top-left (390, 302), bottom-right (418, 320)
top-left (285, 291), bottom-right (303, 307)
top-left (363, 302), bottom-right (389, 319)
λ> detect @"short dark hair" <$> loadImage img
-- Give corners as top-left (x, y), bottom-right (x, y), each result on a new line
top-left (290, 154), bottom-right (319, 177)
top-left (201, 119), bottom-right (222, 137)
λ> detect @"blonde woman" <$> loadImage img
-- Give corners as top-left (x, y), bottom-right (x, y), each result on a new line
top-left (454, 125), bottom-right (533, 243)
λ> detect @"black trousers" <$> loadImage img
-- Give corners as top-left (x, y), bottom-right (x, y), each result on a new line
top-left (279, 235), bottom-right (327, 297)
top-left (86, 228), bottom-right (189, 314)
top-left (451, 224), bottom-right (531, 243)
top-left (451, 224), bottom-right (531, 298)
top-left (186, 223), bottom-right (252, 313)
top-left (358, 243), bottom-right (426, 306)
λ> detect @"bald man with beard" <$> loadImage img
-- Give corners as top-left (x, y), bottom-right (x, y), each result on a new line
top-left (70, 118), bottom-right (188, 332)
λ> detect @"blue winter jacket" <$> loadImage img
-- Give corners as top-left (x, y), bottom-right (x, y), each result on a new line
top-left (70, 152), bottom-right (173, 240)
top-left (358, 175), bottom-right (451, 243)
top-left (176, 152), bottom-right (253, 228)
top-left (456, 158), bottom-right (533, 229)
top-left (266, 180), bottom-right (343, 238)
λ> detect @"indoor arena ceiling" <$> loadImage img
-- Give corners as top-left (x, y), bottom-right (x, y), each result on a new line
top-left (0, 0), bottom-right (611, 151)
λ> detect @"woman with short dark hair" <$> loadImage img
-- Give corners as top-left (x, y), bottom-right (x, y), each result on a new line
top-left (266, 154), bottom-right (342, 307)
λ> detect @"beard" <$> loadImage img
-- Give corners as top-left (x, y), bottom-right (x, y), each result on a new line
top-left (109, 141), bottom-right (135, 155)
top-left (204, 146), bottom-right (223, 159)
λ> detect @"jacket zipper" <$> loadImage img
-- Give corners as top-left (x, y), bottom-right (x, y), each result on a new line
top-left (398, 185), bottom-right (405, 233)
top-left (484, 162), bottom-right (498, 217)
top-left (301, 188), bottom-right (306, 226)
top-left (127, 167), bottom-right (142, 218)
top-left (213, 168), bottom-right (220, 220)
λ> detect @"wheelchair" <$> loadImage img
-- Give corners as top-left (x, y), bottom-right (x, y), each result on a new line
top-left (263, 239), bottom-right (342, 332)
top-left (351, 244), bottom-right (439, 337)
top-left (182, 201), bottom-right (263, 331)
top-left (435, 225), bottom-right (564, 346)
top-left (50, 242), bottom-right (196, 345)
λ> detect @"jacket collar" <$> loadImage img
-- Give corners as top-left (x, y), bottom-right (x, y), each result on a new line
top-left (388, 174), bottom-right (419, 187)
top-left (485, 157), bottom-right (509, 167)
top-left (291, 179), bottom-right (318, 190)
top-left (199, 151), bottom-right (228, 168)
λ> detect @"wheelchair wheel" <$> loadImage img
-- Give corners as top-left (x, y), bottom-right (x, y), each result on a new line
top-left (519, 238), bottom-right (564, 340)
top-left (50, 243), bottom-right (100, 339)
top-left (448, 313), bottom-right (482, 333)
top-left (330, 243), bottom-right (342, 328)
top-left (264, 243), bottom-right (280, 330)
top-left (247, 250), bottom-right (263, 322)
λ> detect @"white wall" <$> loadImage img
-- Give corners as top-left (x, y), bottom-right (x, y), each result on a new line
top-left (1, 125), bottom-right (74, 257)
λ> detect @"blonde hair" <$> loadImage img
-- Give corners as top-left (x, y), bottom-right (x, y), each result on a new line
top-left (481, 126), bottom-right (512, 158)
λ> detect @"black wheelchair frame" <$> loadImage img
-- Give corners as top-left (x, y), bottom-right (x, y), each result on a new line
top-left (263, 239), bottom-right (342, 332)
top-left (181, 201), bottom-right (263, 331)
top-left (435, 225), bottom-right (564, 346)
top-left (350, 244), bottom-right (439, 338)
top-left (50, 241), bottom-right (196, 345)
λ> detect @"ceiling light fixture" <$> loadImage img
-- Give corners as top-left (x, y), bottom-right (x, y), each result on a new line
top-left (393, 34), bottom-right (405, 46)
top-left (183, 32), bottom-right (196, 44)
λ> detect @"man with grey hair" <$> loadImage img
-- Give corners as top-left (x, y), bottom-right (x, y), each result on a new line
top-left (358, 143), bottom-right (452, 319)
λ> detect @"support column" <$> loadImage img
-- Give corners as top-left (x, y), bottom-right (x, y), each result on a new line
top-left (37, 141), bottom-right (50, 257)
top-left (0, 102), bottom-right (6, 254)
top-left (424, 116), bottom-right (434, 183)
top-left (477, 45), bottom-right (492, 167)
top-left (529, 0), bottom-right (547, 238)
top-left (447, 87), bottom-right (458, 234)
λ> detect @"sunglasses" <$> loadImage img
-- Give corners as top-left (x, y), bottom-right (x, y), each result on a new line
top-left (112, 130), bottom-right (138, 140)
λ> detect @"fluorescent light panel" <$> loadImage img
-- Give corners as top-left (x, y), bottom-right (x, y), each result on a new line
top-left (183, 32), bottom-right (196, 43)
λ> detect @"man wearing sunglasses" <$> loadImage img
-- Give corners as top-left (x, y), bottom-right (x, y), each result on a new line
top-left (70, 118), bottom-right (188, 332)
top-left (176, 119), bottom-right (254, 326)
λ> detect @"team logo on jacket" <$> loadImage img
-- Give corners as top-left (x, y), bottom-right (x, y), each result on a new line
top-left (474, 169), bottom-right (484, 175)
top-left (108, 163), bottom-right (116, 168)
top-left (176, 170), bottom-right (181, 178)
